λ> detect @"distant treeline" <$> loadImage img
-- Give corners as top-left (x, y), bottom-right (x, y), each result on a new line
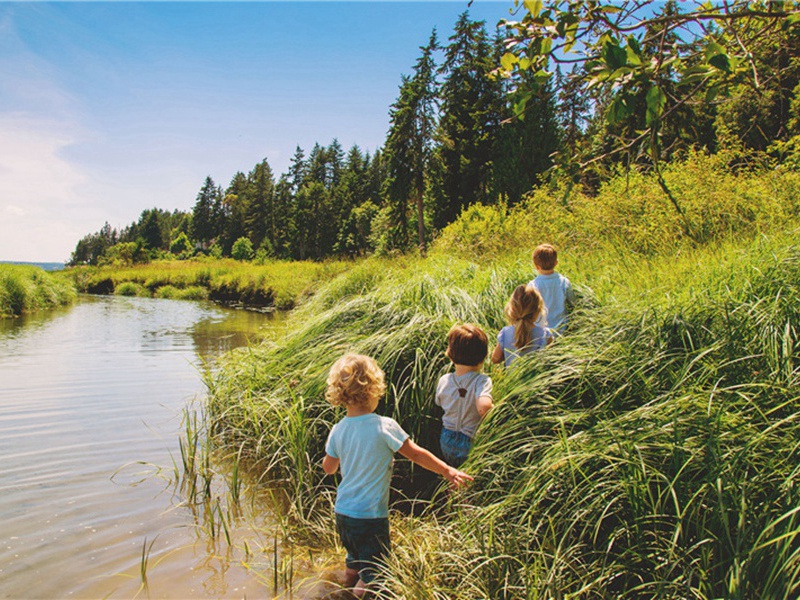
top-left (69, 6), bottom-right (800, 266)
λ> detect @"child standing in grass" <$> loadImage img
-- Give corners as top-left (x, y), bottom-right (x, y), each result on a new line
top-left (530, 243), bottom-right (574, 334)
top-left (436, 324), bottom-right (494, 468)
top-left (322, 353), bottom-right (473, 598)
top-left (492, 285), bottom-right (550, 367)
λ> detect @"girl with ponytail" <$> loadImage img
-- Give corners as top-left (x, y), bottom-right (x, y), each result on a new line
top-left (491, 284), bottom-right (550, 367)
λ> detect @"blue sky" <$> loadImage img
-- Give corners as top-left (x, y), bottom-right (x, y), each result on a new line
top-left (0, 1), bottom-right (514, 262)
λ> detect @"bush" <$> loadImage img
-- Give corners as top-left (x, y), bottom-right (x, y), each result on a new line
top-left (169, 232), bottom-right (193, 256)
top-left (231, 237), bottom-right (254, 261)
top-left (114, 281), bottom-right (147, 297)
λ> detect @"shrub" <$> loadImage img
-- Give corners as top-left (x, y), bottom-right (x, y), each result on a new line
top-left (114, 281), bottom-right (147, 297)
top-left (231, 237), bottom-right (254, 261)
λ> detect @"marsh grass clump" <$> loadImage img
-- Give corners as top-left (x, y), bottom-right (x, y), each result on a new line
top-left (0, 264), bottom-right (76, 317)
top-left (114, 281), bottom-right (148, 297)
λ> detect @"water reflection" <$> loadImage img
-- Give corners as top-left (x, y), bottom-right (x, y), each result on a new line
top-left (0, 295), bottom-right (286, 598)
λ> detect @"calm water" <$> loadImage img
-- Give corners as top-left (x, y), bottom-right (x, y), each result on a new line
top-left (0, 296), bottom-right (287, 599)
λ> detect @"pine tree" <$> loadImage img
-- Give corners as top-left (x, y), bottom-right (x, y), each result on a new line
top-left (288, 146), bottom-right (306, 193)
top-left (384, 30), bottom-right (439, 253)
top-left (220, 171), bottom-right (248, 255)
top-left (244, 159), bottom-right (275, 251)
top-left (191, 176), bottom-right (219, 248)
top-left (434, 13), bottom-right (504, 228)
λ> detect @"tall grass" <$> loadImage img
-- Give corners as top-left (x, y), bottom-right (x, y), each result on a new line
top-left (67, 257), bottom-right (354, 309)
top-left (203, 158), bottom-right (800, 597)
top-left (0, 264), bottom-right (76, 317)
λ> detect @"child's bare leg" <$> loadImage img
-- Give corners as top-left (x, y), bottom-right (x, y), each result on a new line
top-left (343, 567), bottom-right (360, 589)
top-left (353, 578), bottom-right (369, 598)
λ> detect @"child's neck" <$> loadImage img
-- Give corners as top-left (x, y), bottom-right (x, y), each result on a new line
top-left (537, 268), bottom-right (555, 275)
top-left (454, 364), bottom-right (482, 376)
top-left (346, 405), bottom-right (374, 417)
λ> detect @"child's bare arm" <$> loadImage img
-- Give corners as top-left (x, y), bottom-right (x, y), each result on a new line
top-left (322, 454), bottom-right (340, 475)
top-left (397, 439), bottom-right (473, 488)
top-left (476, 394), bottom-right (493, 417)
top-left (491, 344), bottom-right (504, 364)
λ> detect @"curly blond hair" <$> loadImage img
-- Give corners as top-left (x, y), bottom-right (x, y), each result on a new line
top-left (325, 353), bottom-right (386, 408)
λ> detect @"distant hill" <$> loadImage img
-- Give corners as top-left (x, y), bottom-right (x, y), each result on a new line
top-left (1, 261), bottom-right (65, 272)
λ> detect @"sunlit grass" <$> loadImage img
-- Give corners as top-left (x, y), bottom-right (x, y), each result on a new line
top-left (67, 257), bottom-right (353, 309)
top-left (0, 264), bottom-right (76, 317)
top-left (201, 229), bottom-right (800, 597)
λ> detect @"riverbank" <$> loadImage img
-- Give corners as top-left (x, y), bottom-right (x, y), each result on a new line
top-left (63, 257), bottom-right (357, 310)
top-left (203, 155), bottom-right (800, 597)
top-left (0, 264), bottom-right (77, 317)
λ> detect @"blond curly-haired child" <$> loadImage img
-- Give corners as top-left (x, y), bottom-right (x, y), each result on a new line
top-left (322, 353), bottom-right (472, 597)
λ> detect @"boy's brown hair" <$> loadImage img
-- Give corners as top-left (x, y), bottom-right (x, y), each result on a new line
top-left (446, 324), bottom-right (488, 367)
top-left (326, 353), bottom-right (386, 408)
top-left (533, 243), bottom-right (558, 271)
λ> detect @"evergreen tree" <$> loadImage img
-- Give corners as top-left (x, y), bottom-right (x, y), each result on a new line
top-left (434, 13), bottom-right (504, 228)
top-left (327, 139), bottom-right (345, 188)
top-left (191, 176), bottom-right (219, 248)
top-left (272, 175), bottom-right (296, 259)
top-left (220, 171), bottom-right (248, 255)
top-left (140, 208), bottom-right (166, 251)
top-left (384, 30), bottom-right (439, 253)
top-left (492, 73), bottom-right (560, 205)
top-left (244, 159), bottom-right (275, 251)
top-left (288, 146), bottom-right (306, 193)
top-left (306, 143), bottom-right (329, 187)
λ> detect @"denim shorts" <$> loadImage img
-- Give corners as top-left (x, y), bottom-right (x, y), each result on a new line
top-left (440, 428), bottom-right (472, 468)
top-left (335, 513), bottom-right (390, 584)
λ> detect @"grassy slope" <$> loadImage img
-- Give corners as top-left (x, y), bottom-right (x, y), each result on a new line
top-left (0, 264), bottom-right (77, 317)
top-left (206, 155), bottom-right (800, 598)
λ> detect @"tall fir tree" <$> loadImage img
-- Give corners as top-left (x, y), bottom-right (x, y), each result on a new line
top-left (384, 30), bottom-right (439, 253)
top-left (245, 159), bottom-right (275, 252)
top-left (433, 13), bottom-right (504, 228)
top-left (191, 176), bottom-right (219, 248)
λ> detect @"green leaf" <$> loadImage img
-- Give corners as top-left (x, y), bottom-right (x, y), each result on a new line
top-left (705, 41), bottom-right (731, 73)
top-left (519, 56), bottom-right (532, 70)
top-left (645, 85), bottom-right (666, 126)
top-left (514, 91), bottom-right (531, 120)
top-left (501, 52), bottom-right (518, 72)
top-left (708, 53), bottom-right (731, 73)
top-left (524, 0), bottom-right (543, 18)
top-left (603, 40), bottom-right (627, 71)
top-left (608, 96), bottom-right (631, 126)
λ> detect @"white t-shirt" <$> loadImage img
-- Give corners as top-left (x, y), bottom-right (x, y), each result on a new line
top-left (435, 372), bottom-right (493, 438)
top-left (325, 413), bottom-right (409, 519)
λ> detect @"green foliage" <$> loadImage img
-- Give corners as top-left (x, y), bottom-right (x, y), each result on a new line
top-left (114, 281), bottom-right (148, 297)
top-left (0, 265), bottom-right (76, 317)
top-left (169, 231), bottom-right (193, 256)
top-left (99, 241), bottom-right (149, 267)
top-left (501, 0), bottom-right (800, 180)
top-left (231, 237), bottom-right (254, 261)
top-left (435, 151), bottom-right (800, 260)
top-left (68, 257), bottom-right (351, 310)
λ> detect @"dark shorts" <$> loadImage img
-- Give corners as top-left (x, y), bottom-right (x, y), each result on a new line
top-left (335, 513), bottom-right (390, 584)
top-left (440, 428), bottom-right (472, 468)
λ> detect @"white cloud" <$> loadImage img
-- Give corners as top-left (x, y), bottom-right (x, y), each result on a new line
top-left (0, 113), bottom-right (91, 262)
